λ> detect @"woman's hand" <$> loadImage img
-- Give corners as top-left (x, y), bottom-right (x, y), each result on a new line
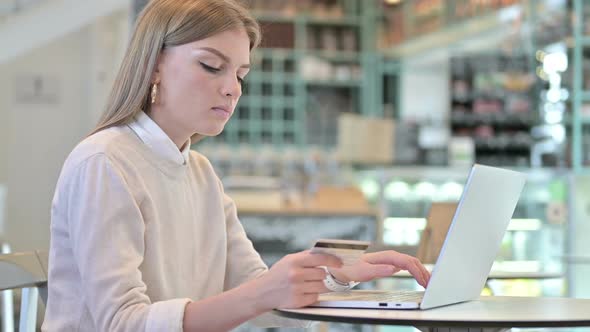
top-left (255, 251), bottom-right (342, 310)
top-left (328, 251), bottom-right (430, 288)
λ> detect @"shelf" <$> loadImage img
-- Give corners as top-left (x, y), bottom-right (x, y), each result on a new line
top-left (383, 10), bottom-right (508, 58)
top-left (358, 166), bottom-right (566, 184)
top-left (239, 96), bottom-right (296, 106)
top-left (565, 81), bottom-right (590, 123)
top-left (581, 92), bottom-right (590, 103)
top-left (475, 145), bottom-right (530, 153)
top-left (451, 122), bottom-right (532, 130)
top-left (253, 13), bottom-right (296, 24)
top-left (304, 79), bottom-right (361, 87)
top-left (254, 48), bottom-right (298, 58)
top-left (452, 91), bottom-right (531, 102)
top-left (206, 1), bottom-right (399, 147)
top-left (474, 138), bottom-right (531, 153)
top-left (246, 72), bottom-right (297, 83)
top-left (450, 112), bottom-right (536, 128)
top-left (303, 50), bottom-right (360, 62)
top-left (564, 113), bottom-right (590, 126)
top-left (253, 13), bottom-right (360, 27)
top-left (303, 15), bottom-right (360, 26)
top-left (579, 36), bottom-right (590, 47)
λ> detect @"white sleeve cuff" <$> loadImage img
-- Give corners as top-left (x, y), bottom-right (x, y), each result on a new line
top-left (320, 266), bottom-right (359, 292)
top-left (146, 298), bottom-right (191, 332)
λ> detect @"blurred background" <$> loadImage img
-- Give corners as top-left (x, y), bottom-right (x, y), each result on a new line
top-left (2, 0), bottom-right (590, 331)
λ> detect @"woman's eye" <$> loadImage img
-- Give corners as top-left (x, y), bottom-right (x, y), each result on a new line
top-left (200, 62), bottom-right (220, 73)
top-left (237, 76), bottom-right (244, 85)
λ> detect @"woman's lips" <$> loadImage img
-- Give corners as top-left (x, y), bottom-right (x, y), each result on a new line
top-left (212, 106), bottom-right (232, 119)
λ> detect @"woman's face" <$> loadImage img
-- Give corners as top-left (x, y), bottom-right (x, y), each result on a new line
top-left (150, 28), bottom-right (251, 147)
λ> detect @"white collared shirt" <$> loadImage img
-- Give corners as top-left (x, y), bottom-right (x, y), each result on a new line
top-left (128, 111), bottom-right (190, 165)
top-left (43, 113), bottom-right (307, 331)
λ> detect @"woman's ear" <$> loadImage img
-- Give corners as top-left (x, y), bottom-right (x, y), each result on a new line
top-left (151, 70), bottom-right (161, 85)
top-left (151, 54), bottom-right (163, 84)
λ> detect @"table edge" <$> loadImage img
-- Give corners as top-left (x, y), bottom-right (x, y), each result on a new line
top-left (273, 309), bottom-right (590, 328)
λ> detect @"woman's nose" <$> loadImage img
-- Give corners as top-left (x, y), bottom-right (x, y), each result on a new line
top-left (221, 76), bottom-right (242, 98)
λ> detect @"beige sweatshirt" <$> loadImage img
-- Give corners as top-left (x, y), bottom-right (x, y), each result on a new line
top-left (43, 112), bottom-right (306, 331)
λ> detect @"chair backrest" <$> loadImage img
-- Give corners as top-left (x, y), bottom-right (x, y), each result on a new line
top-left (0, 250), bottom-right (48, 332)
top-left (416, 202), bottom-right (458, 264)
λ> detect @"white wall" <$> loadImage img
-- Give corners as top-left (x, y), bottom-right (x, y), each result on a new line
top-left (0, 80), bottom-right (7, 185)
top-left (400, 55), bottom-right (450, 123)
top-left (0, 10), bottom-right (128, 251)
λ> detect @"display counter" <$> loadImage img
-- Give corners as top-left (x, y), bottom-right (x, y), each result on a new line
top-left (233, 186), bottom-right (378, 267)
top-left (234, 187), bottom-right (377, 217)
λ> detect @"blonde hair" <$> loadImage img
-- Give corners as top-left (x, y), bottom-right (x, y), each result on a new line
top-left (90, 0), bottom-right (260, 142)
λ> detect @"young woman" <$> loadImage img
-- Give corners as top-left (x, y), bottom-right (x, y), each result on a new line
top-left (43, 0), bottom-right (430, 331)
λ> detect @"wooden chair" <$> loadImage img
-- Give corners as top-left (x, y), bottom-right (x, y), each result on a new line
top-left (0, 250), bottom-right (48, 332)
top-left (416, 202), bottom-right (458, 264)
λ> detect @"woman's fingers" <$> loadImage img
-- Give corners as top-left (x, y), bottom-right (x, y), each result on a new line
top-left (363, 251), bottom-right (431, 286)
top-left (304, 267), bottom-right (329, 281)
top-left (300, 250), bottom-right (342, 268)
top-left (407, 259), bottom-right (430, 287)
top-left (302, 280), bottom-right (329, 294)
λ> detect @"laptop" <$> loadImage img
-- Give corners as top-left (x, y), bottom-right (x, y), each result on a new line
top-left (312, 164), bottom-right (526, 310)
top-left (416, 202), bottom-right (458, 264)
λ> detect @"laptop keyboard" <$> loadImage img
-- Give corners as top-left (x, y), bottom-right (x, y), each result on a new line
top-left (321, 290), bottom-right (425, 303)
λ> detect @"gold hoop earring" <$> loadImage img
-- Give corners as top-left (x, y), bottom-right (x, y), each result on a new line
top-left (151, 83), bottom-right (159, 104)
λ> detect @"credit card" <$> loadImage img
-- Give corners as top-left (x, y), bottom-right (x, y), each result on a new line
top-left (310, 239), bottom-right (370, 266)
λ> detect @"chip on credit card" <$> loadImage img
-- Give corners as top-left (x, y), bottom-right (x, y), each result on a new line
top-left (310, 239), bottom-right (371, 266)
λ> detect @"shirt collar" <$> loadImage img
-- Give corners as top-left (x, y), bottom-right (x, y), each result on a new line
top-left (128, 111), bottom-right (190, 165)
